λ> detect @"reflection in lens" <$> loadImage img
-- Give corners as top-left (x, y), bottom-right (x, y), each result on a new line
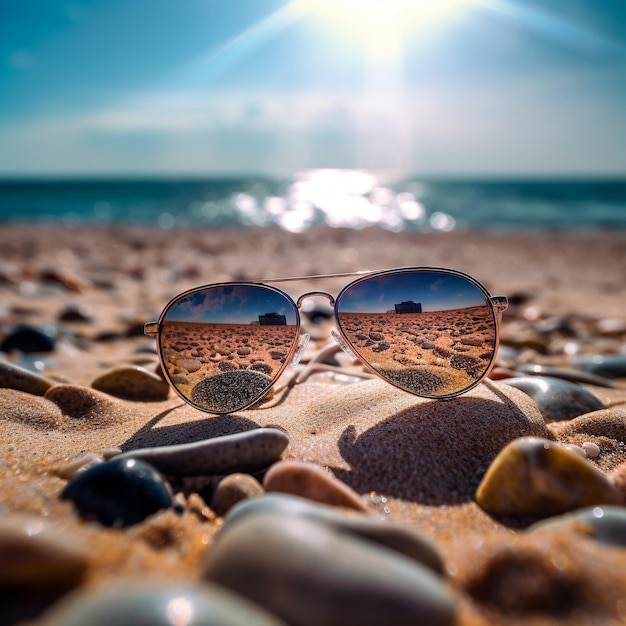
top-left (336, 270), bottom-right (496, 398)
top-left (159, 285), bottom-right (299, 413)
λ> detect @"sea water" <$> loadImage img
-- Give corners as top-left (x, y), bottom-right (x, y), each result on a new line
top-left (0, 170), bottom-right (624, 232)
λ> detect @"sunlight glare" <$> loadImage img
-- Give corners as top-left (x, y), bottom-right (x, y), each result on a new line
top-left (294, 0), bottom-right (475, 58)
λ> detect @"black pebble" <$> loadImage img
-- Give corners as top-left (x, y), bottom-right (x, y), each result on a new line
top-left (61, 458), bottom-right (173, 527)
top-left (0, 325), bottom-right (56, 353)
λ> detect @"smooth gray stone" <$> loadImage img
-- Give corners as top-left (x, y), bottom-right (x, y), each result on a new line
top-left (574, 355), bottom-right (626, 380)
top-left (528, 505), bottom-right (626, 548)
top-left (38, 580), bottom-right (287, 626)
top-left (203, 511), bottom-right (456, 626)
top-left (503, 376), bottom-right (603, 422)
top-left (0, 359), bottom-right (55, 395)
top-left (223, 493), bottom-right (444, 575)
top-left (117, 428), bottom-right (289, 476)
top-left (516, 364), bottom-right (616, 388)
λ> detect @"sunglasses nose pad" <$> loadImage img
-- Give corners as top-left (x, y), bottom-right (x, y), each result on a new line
top-left (291, 333), bottom-right (311, 366)
top-left (330, 329), bottom-right (357, 360)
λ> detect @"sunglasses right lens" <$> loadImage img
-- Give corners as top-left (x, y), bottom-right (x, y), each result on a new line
top-left (336, 269), bottom-right (497, 398)
top-left (158, 284), bottom-right (299, 413)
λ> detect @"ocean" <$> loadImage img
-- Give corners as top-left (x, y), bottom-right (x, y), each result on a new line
top-left (0, 171), bottom-right (624, 232)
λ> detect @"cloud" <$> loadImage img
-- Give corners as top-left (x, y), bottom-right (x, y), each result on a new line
top-left (1, 65), bottom-right (624, 175)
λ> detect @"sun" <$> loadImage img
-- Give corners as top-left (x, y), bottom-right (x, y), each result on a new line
top-left (293, 0), bottom-right (476, 59)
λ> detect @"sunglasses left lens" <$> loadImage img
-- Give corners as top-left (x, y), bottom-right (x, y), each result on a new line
top-left (335, 269), bottom-right (498, 398)
top-left (158, 284), bottom-right (299, 413)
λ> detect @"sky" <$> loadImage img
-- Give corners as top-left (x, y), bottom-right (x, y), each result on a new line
top-left (337, 271), bottom-right (488, 313)
top-left (1, 0), bottom-right (625, 177)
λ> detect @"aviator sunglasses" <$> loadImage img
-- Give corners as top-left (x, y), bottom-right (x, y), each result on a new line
top-left (145, 267), bottom-right (508, 414)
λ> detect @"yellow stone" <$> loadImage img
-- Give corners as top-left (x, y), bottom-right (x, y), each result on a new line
top-left (476, 436), bottom-right (623, 517)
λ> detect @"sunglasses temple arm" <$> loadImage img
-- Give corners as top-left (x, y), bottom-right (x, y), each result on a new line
top-left (144, 322), bottom-right (159, 336)
top-left (490, 296), bottom-right (508, 325)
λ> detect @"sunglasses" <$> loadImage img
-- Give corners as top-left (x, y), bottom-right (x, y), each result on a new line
top-left (145, 267), bottom-right (508, 414)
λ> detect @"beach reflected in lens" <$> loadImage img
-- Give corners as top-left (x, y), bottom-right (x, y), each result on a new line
top-left (159, 285), bottom-right (299, 413)
top-left (336, 271), bottom-right (497, 397)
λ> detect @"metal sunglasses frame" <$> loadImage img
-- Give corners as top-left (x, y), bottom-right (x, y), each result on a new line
top-left (145, 267), bottom-right (509, 413)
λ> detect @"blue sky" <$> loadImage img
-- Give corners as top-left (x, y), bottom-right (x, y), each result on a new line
top-left (1, 0), bottom-right (625, 177)
top-left (337, 270), bottom-right (488, 313)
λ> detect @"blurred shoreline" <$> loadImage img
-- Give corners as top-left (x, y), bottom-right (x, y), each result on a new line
top-left (1, 171), bottom-right (625, 231)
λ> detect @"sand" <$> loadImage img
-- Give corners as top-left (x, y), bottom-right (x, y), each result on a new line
top-left (1, 224), bottom-right (626, 625)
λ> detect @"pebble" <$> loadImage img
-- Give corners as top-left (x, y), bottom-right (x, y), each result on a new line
top-left (528, 505), bottom-right (626, 548)
top-left (57, 303), bottom-right (93, 323)
top-left (91, 366), bottom-right (171, 401)
top-left (503, 376), bottom-right (603, 422)
top-left (223, 494), bottom-right (445, 575)
top-left (61, 457), bottom-right (173, 527)
top-left (51, 453), bottom-right (104, 480)
top-left (211, 473), bottom-right (265, 516)
top-left (38, 580), bottom-right (287, 626)
top-left (573, 355), bottom-right (626, 379)
top-left (203, 507), bottom-right (455, 626)
top-left (515, 363), bottom-right (617, 388)
top-left (263, 460), bottom-right (369, 512)
top-left (0, 325), bottom-right (56, 353)
top-left (116, 428), bottom-right (289, 476)
top-left (475, 436), bottom-right (623, 518)
top-left (0, 514), bottom-right (88, 589)
top-left (0, 359), bottom-right (55, 395)
top-left (582, 441), bottom-right (601, 459)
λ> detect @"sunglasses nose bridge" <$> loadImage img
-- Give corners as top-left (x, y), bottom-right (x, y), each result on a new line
top-left (295, 290), bottom-right (336, 309)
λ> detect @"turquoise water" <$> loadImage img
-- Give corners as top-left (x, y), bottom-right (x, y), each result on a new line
top-left (0, 171), bottom-right (624, 231)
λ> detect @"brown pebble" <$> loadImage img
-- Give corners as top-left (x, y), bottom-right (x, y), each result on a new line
top-left (263, 460), bottom-right (369, 512)
top-left (0, 514), bottom-right (88, 589)
top-left (212, 473), bottom-right (265, 516)
top-left (91, 366), bottom-right (170, 401)
top-left (0, 360), bottom-right (55, 396)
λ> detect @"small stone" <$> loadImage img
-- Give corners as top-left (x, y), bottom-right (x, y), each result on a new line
top-left (582, 441), bottom-right (601, 459)
top-left (528, 505), bottom-right (626, 548)
top-left (0, 359), bottom-right (55, 395)
top-left (175, 358), bottom-right (203, 373)
top-left (203, 509), bottom-right (456, 626)
top-left (37, 580), bottom-right (287, 626)
top-left (61, 457), bottom-right (173, 527)
top-left (91, 366), bottom-right (171, 401)
top-left (574, 355), bottom-right (626, 379)
top-left (50, 453), bottom-right (104, 480)
top-left (515, 364), bottom-right (616, 388)
top-left (476, 436), bottom-right (623, 518)
top-left (503, 376), bottom-right (603, 422)
top-left (116, 428), bottom-right (288, 476)
top-left (595, 318), bottom-right (626, 337)
top-left (224, 494), bottom-right (445, 576)
top-left (58, 303), bottom-right (93, 323)
top-left (211, 473), bottom-right (265, 516)
top-left (0, 325), bottom-right (56, 353)
top-left (0, 514), bottom-right (88, 590)
top-left (263, 460), bottom-right (369, 512)
top-left (102, 447), bottom-right (122, 460)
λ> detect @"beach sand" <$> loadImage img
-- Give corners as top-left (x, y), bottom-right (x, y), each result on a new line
top-left (1, 224), bottom-right (626, 625)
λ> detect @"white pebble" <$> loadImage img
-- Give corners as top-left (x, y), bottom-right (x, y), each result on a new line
top-left (582, 442), bottom-right (601, 459)
top-left (102, 447), bottom-right (122, 460)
